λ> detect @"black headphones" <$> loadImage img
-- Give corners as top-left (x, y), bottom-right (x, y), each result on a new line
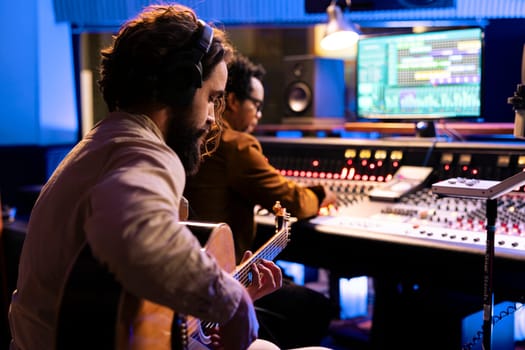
top-left (187, 19), bottom-right (214, 88)
top-left (162, 19), bottom-right (214, 106)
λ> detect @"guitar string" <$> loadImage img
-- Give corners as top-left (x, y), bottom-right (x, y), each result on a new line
top-left (236, 236), bottom-right (288, 280)
top-left (235, 232), bottom-right (290, 285)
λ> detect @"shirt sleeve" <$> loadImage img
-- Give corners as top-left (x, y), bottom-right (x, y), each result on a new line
top-left (83, 149), bottom-right (243, 324)
top-left (224, 132), bottom-right (320, 219)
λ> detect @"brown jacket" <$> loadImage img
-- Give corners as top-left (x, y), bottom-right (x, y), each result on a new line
top-left (184, 123), bottom-right (322, 263)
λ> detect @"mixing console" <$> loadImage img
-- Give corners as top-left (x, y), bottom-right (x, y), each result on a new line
top-left (311, 188), bottom-right (525, 258)
top-left (255, 136), bottom-right (525, 299)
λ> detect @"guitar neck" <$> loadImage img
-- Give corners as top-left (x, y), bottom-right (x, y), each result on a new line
top-left (233, 215), bottom-right (290, 287)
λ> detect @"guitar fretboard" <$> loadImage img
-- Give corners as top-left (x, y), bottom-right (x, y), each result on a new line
top-left (234, 218), bottom-right (290, 287)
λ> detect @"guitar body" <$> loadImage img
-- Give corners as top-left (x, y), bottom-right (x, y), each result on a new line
top-left (119, 222), bottom-right (235, 350)
top-left (56, 207), bottom-right (290, 350)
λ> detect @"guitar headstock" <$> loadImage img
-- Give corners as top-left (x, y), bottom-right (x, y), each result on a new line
top-left (272, 201), bottom-right (291, 237)
top-left (233, 201), bottom-right (292, 281)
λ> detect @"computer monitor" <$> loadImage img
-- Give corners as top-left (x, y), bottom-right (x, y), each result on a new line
top-left (356, 27), bottom-right (484, 122)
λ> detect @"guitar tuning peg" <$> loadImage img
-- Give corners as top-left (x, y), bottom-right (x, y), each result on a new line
top-left (272, 201), bottom-right (285, 216)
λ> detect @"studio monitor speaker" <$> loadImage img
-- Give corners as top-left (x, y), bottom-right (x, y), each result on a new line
top-left (282, 55), bottom-right (345, 124)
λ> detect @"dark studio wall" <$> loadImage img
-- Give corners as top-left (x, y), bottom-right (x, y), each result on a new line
top-left (482, 19), bottom-right (525, 123)
top-left (226, 27), bottom-right (315, 125)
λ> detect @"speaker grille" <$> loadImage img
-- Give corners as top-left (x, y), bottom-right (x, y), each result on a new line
top-left (282, 55), bottom-right (345, 124)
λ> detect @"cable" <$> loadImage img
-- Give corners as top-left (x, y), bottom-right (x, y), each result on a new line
top-left (421, 138), bottom-right (437, 167)
top-left (461, 301), bottom-right (525, 350)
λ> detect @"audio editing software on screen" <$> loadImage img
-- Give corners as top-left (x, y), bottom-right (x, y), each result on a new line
top-left (357, 27), bottom-right (483, 120)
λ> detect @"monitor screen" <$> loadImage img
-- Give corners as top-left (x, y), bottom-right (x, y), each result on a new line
top-left (356, 27), bottom-right (483, 121)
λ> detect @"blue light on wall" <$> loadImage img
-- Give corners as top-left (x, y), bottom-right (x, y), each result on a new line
top-left (0, 0), bottom-right (77, 146)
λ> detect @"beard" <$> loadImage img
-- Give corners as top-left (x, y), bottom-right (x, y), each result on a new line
top-left (165, 112), bottom-right (209, 176)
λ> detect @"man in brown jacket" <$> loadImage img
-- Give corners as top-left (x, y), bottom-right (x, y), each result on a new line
top-left (185, 53), bottom-right (337, 261)
top-left (185, 52), bottom-right (339, 348)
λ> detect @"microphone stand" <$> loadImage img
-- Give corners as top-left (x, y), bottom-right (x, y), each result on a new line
top-left (432, 171), bottom-right (525, 350)
top-left (482, 198), bottom-right (496, 350)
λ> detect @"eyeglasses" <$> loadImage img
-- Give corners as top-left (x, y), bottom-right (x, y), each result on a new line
top-left (246, 96), bottom-right (264, 113)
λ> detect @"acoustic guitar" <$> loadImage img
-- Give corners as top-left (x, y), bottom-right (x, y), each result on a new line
top-left (56, 202), bottom-right (291, 350)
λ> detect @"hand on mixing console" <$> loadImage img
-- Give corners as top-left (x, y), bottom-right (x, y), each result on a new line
top-left (320, 186), bottom-right (338, 212)
top-left (318, 204), bottom-right (338, 216)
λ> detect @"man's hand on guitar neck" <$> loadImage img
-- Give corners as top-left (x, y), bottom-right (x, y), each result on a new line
top-left (242, 250), bottom-right (283, 301)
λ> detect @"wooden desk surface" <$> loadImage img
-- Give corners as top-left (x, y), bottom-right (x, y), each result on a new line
top-left (255, 122), bottom-right (515, 137)
top-left (344, 122), bottom-right (514, 135)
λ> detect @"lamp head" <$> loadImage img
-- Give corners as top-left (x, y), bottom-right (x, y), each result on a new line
top-left (320, 2), bottom-right (360, 51)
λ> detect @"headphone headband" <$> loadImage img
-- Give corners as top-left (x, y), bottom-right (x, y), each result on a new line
top-left (162, 18), bottom-right (215, 104)
top-left (195, 19), bottom-right (213, 60)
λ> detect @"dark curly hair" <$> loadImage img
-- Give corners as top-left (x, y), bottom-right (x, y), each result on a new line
top-left (226, 53), bottom-right (266, 102)
top-left (98, 4), bottom-right (233, 112)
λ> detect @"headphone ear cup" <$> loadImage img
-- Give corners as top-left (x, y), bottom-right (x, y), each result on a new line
top-left (173, 58), bottom-right (204, 89)
top-left (159, 20), bottom-right (212, 107)
top-left (161, 54), bottom-right (204, 106)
